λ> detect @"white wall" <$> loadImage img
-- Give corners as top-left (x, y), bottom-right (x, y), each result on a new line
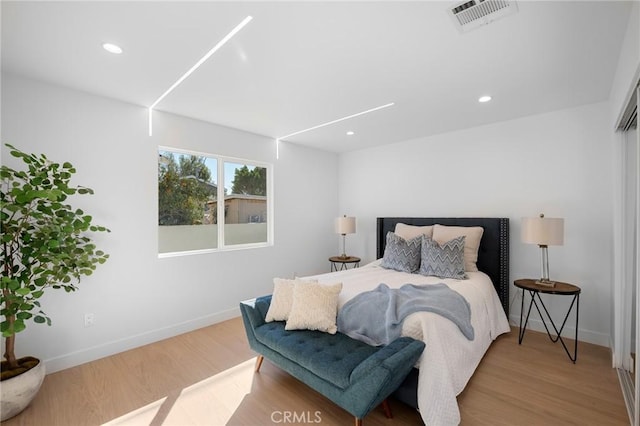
top-left (1, 73), bottom-right (339, 372)
top-left (609, 0), bottom-right (639, 129)
top-left (338, 101), bottom-right (613, 346)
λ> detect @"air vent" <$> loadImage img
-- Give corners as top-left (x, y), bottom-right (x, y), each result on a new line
top-left (448, 0), bottom-right (518, 33)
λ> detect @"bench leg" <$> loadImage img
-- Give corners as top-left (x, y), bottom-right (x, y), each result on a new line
top-left (255, 355), bottom-right (264, 372)
top-left (381, 399), bottom-right (393, 419)
top-left (354, 400), bottom-right (391, 426)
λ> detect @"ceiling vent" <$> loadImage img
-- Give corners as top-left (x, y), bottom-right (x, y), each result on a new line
top-left (448, 0), bottom-right (518, 33)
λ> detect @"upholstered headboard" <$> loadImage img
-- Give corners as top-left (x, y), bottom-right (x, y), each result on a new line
top-left (376, 217), bottom-right (510, 315)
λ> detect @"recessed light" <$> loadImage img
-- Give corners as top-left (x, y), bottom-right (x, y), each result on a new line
top-left (478, 95), bottom-right (492, 103)
top-left (102, 43), bottom-right (123, 54)
top-left (346, 131), bottom-right (355, 136)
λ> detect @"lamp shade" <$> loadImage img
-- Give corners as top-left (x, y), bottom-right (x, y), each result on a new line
top-left (335, 216), bottom-right (356, 235)
top-left (521, 215), bottom-right (564, 246)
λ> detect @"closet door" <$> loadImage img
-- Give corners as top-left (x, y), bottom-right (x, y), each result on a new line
top-left (630, 123), bottom-right (639, 426)
top-left (614, 83), bottom-right (639, 426)
top-left (635, 86), bottom-right (639, 426)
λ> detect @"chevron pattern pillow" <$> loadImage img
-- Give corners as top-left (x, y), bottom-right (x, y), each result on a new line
top-left (419, 236), bottom-right (468, 279)
top-left (380, 232), bottom-right (422, 273)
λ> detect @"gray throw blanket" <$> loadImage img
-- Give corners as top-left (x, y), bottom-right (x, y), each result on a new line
top-left (337, 283), bottom-right (474, 346)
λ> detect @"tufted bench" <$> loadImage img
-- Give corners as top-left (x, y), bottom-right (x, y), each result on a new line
top-left (240, 295), bottom-right (425, 426)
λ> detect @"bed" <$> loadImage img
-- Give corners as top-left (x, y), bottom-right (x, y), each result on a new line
top-left (307, 217), bottom-right (511, 426)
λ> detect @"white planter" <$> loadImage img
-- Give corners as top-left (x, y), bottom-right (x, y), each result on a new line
top-left (0, 358), bottom-right (45, 421)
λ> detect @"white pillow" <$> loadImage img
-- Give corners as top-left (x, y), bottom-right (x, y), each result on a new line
top-left (285, 282), bottom-right (343, 334)
top-left (395, 223), bottom-right (434, 240)
top-left (265, 278), bottom-right (316, 322)
top-left (432, 224), bottom-right (484, 272)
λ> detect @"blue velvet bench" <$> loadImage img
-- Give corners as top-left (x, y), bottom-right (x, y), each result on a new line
top-left (240, 295), bottom-right (425, 426)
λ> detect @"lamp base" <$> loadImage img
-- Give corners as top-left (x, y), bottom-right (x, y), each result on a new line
top-left (535, 279), bottom-right (556, 288)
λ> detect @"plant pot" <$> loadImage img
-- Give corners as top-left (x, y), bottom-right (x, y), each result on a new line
top-left (0, 357), bottom-right (45, 421)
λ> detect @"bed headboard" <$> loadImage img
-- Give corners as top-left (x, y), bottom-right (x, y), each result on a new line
top-left (376, 217), bottom-right (510, 315)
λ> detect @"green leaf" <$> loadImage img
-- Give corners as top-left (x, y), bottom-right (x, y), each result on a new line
top-left (12, 319), bottom-right (26, 334)
top-left (16, 312), bottom-right (32, 320)
top-left (33, 315), bottom-right (47, 324)
top-left (7, 280), bottom-right (20, 291)
top-left (15, 287), bottom-right (31, 296)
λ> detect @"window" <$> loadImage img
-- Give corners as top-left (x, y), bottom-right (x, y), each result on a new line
top-left (158, 147), bottom-right (271, 256)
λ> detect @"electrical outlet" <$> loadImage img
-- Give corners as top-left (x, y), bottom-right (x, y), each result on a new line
top-left (84, 313), bottom-right (95, 327)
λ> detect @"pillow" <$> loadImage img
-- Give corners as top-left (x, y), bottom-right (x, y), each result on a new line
top-left (286, 282), bottom-right (343, 334)
top-left (395, 223), bottom-right (434, 240)
top-left (380, 232), bottom-right (422, 273)
top-left (419, 236), bottom-right (467, 279)
top-left (432, 224), bottom-right (484, 272)
top-left (265, 277), bottom-right (317, 322)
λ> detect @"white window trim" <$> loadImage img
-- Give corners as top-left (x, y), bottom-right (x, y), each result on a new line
top-left (158, 146), bottom-right (273, 258)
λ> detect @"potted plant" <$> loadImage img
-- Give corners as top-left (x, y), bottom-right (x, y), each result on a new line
top-left (0, 144), bottom-right (109, 420)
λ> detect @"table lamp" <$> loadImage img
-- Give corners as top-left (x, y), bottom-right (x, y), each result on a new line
top-left (521, 213), bottom-right (564, 287)
top-left (335, 215), bottom-right (356, 259)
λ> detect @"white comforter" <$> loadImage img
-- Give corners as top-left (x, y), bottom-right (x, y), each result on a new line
top-left (307, 260), bottom-right (510, 426)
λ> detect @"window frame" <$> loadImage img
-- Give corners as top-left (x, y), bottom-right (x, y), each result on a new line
top-left (158, 146), bottom-right (273, 258)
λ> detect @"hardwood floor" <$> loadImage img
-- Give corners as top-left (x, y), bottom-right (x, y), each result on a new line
top-left (3, 318), bottom-right (628, 426)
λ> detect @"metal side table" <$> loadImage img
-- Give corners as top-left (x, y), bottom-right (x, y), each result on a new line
top-left (515, 278), bottom-right (581, 363)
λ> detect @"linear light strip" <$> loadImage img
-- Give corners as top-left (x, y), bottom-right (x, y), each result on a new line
top-left (148, 108), bottom-right (153, 136)
top-left (277, 102), bottom-right (395, 141)
top-left (149, 15), bottom-right (253, 111)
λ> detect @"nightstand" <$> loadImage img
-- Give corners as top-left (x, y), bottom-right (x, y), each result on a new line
top-left (514, 278), bottom-right (581, 363)
top-left (329, 256), bottom-right (361, 272)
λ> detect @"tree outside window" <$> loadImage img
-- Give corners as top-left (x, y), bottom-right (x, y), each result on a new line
top-left (158, 152), bottom-right (217, 226)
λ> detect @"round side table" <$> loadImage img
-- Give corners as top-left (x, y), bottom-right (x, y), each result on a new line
top-left (514, 278), bottom-right (581, 363)
top-left (329, 256), bottom-right (361, 272)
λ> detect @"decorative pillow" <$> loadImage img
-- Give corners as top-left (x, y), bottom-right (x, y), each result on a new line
top-left (380, 232), bottom-right (422, 273)
top-left (419, 236), bottom-right (468, 279)
top-left (286, 282), bottom-right (343, 334)
top-left (432, 224), bottom-right (484, 272)
top-left (265, 278), bottom-right (317, 322)
top-left (395, 223), bottom-right (434, 240)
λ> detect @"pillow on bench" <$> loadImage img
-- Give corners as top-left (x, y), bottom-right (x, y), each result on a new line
top-left (266, 278), bottom-right (343, 334)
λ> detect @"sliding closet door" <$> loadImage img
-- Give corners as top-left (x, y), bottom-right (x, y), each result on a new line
top-left (627, 125), bottom-right (637, 372)
top-left (614, 83), bottom-right (639, 426)
top-left (635, 86), bottom-right (640, 426)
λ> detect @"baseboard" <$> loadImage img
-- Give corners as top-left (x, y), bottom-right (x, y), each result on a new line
top-left (508, 315), bottom-right (609, 347)
top-left (43, 307), bottom-right (240, 374)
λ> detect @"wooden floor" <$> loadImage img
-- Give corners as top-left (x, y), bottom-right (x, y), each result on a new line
top-left (3, 318), bottom-right (629, 426)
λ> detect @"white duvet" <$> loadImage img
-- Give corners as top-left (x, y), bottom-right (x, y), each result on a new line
top-left (307, 260), bottom-right (510, 426)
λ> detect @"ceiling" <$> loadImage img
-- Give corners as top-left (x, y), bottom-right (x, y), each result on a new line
top-left (1, 1), bottom-right (633, 153)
